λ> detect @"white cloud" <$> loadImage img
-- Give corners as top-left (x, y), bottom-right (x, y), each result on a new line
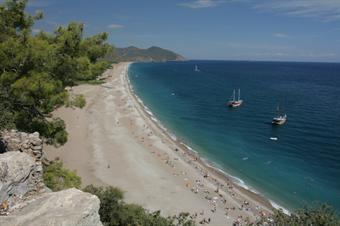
top-left (254, 0), bottom-right (340, 22)
top-left (178, 0), bottom-right (223, 9)
top-left (273, 33), bottom-right (289, 38)
top-left (108, 24), bottom-right (124, 29)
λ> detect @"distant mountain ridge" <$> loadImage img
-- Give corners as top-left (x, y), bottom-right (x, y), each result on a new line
top-left (111, 46), bottom-right (185, 62)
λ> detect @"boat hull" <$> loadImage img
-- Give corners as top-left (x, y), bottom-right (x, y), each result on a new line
top-left (228, 100), bottom-right (243, 108)
top-left (272, 118), bottom-right (287, 125)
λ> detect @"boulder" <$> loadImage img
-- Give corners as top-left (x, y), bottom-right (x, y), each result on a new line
top-left (0, 131), bottom-right (103, 226)
top-left (0, 152), bottom-right (37, 207)
top-left (0, 188), bottom-right (102, 226)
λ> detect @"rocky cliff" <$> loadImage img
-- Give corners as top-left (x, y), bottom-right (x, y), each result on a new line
top-left (0, 130), bottom-right (102, 226)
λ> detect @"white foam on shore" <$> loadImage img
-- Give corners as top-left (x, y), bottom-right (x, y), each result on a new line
top-left (150, 116), bottom-right (158, 123)
top-left (136, 96), bottom-right (144, 105)
top-left (201, 158), bottom-right (256, 192)
top-left (144, 108), bottom-right (154, 116)
top-left (180, 142), bottom-right (198, 154)
top-left (169, 133), bottom-right (177, 141)
top-left (229, 175), bottom-right (253, 191)
top-left (269, 200), bottom-right (291, 215)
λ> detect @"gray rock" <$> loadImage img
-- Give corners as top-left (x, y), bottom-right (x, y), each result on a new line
top-left (0, 131), bottom-right (103, 226)
top-left (0, 188), bottom-right (103, 226)
top-left (1, 130), bottom-right (45, 193)
top-left (0, 152), bottom-right (36, 206)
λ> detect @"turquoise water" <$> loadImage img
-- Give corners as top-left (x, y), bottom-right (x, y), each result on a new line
top-left (128, 60), bottom-right (340, 212)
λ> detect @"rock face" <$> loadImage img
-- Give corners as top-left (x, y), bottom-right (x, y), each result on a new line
top-left (0, 131), bottom-right (103, 226)
top-left (0, 152), bottom-right (37, 208)
top-left (0, 188), bottom-right (102, 226)
top-left (1, 130), bottom-right (45, 194)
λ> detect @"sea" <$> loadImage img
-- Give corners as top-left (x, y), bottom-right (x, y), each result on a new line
top-left (128, 60), bottom-right (340, 212)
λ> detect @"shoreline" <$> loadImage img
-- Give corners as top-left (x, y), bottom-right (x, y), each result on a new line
top-left (126, 63), bottom-right (290, 215)
top-left (45, 62), bottom-right (282, 225)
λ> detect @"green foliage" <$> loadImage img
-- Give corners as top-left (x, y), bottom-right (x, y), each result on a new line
top-left (74, 79), bottom-right (105, 85)
top-left (0, 91), bottom-right (15, 130)
top-left (45, 118), bottom-right (68, 145)
top-left (267, 204), bottom-right (340, 226)
top-left (11, 71), bottom-right (63, 113)
top-left (43, 160), bottom-right (81, 191)
top-left (73, 94), bottom-right (86, 108)
top-left (0, 0), bottom-right (112, 145)
top-left (80, 32), bottom-right (112, 63)
top-left (66, 94), bottom-right (86, 109)
top-left (108, 46), bottom-right (184, 62)
top-left (90, 60), bottom-right (111, 79)
top-left (84, 185), bottom-right (195, 226)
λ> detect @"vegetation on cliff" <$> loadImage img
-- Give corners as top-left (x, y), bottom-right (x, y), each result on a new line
top-left (43, 161), bottom-right (195, 226)
top-left (270, 204), bottom-right (340, 226)
top-left (107, 46), bottom-right (185, 62)
top-left (0, 0), bottom-right (112, 145)
top-left (43, 160), bottom-right (82, 191)
top-left (84, 185), bottom-right (195, 226)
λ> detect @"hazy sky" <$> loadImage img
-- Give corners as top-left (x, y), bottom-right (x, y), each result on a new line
top-left (18, 0), bottom-right (340, 62)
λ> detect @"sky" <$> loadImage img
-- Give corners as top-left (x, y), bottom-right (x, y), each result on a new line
top-left (9, 0), bottom-right (340, 62)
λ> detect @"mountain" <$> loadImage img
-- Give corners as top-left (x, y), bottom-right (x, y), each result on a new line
top-left (108, 46), bottom-right (185, 62)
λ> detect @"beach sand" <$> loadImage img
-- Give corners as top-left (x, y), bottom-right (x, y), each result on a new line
top-left (45, 62), bottom-right (274, 225)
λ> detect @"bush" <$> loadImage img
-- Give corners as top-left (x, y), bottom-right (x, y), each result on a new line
top-left (90, 60), bottom-right (111, 78)
top-left (73, 94), bottom-right (86, 108)
top-left (14, 114), bottom-right (68, 146)
top-left (83, 185), bottom-right (195, 226)
top-left (43, 160), bottom-right (81, 191)
top-left (66, 94), bottom-right (86, 109)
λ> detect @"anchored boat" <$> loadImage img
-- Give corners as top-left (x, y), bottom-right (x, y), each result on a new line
top-left (272, 104), bottom-right (287, 125)
top-left (228, 89), bottom-right (243, 108)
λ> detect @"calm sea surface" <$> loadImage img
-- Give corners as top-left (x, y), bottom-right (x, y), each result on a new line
top-left (128, 60), bottom-right (340, 211)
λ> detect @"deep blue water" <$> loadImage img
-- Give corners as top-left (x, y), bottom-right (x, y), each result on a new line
top-left (128, 60), bottom-right (340, 212)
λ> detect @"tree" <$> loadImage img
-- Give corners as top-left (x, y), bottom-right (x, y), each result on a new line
top-left (0, 0), bottom-right (112, 145)
top-left (80, 32), bottom-right (112, 63)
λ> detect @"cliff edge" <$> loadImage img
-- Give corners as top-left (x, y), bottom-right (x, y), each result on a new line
top-left (0, 130), bottom-right (102, 226)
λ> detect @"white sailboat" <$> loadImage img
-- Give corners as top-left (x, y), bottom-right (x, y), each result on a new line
top-left (228, 89), bottom-right (243, 107)
top-left (272, 104), bottom-right (287, 125)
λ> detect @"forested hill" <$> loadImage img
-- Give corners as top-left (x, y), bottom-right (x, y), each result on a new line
top-left (109, 46), bottom-right (185, 62)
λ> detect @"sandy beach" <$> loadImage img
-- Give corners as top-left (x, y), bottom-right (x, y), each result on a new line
top-left (45, 62), bottom-right (274, 225)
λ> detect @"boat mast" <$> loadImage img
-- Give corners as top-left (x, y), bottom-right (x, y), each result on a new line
top-left (233, 89), bottom-right (235, 101)
top-left (238, 89), bottom-right (241, 101)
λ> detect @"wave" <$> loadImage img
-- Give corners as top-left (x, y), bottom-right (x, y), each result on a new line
top-left (269, 200), bottom-right (291, 215)
top-left (169, 133), bottom-right (177, 141)
top-left (180, 142), bottom-right (198, 154)
top-left (144, 107), bottom-right (154, 116)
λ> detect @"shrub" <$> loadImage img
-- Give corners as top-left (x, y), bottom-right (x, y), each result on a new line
top-left (83, 185), bottom-right (195, 226)
top-left (269, 203), bottom-right (340, 226)
top-left (66, 94), bottom-right (86, 109)
top-left (73, 94), bottom-right (86, 108)
top-left (43, 160), bottom-right (81, 191)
